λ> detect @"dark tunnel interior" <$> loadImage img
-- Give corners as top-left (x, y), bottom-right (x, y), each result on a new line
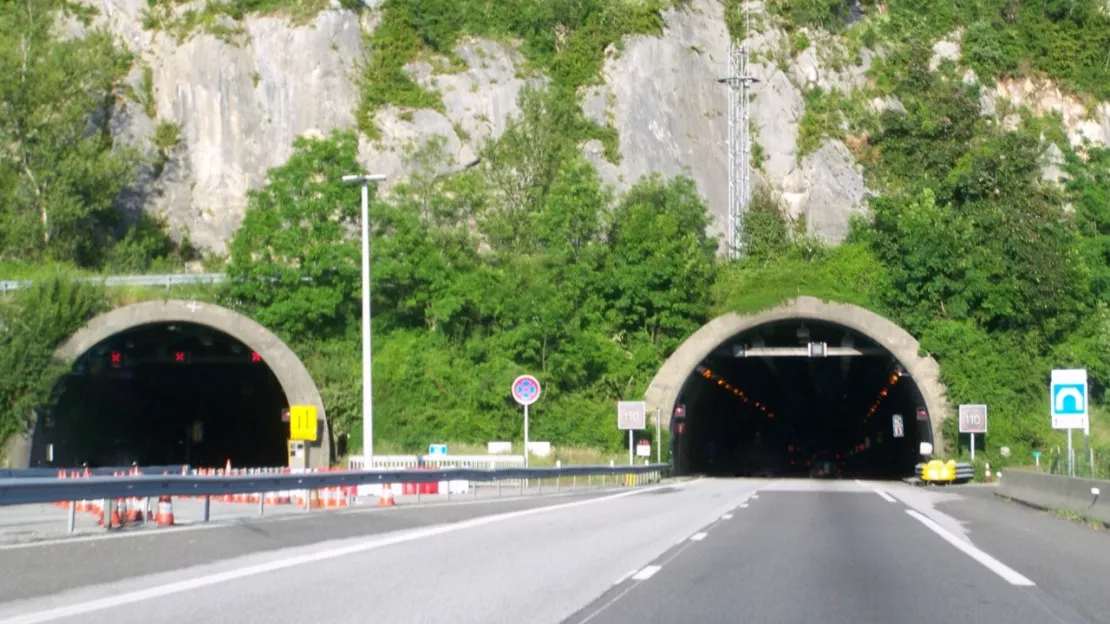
top-left (36, 322), bottom-right (290, 469)
top-left (670, 320), bottom-right (931, 480)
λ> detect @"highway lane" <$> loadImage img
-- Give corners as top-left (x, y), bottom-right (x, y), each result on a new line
top-left (0, 488), bottom-right (618, 604)
top-left (1, 479), bottom-right (1108, 624)
top-left (0, 479), bottom-right (752, 624)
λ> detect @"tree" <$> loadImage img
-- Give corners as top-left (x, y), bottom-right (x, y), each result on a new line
top-left (0, 1), bottom-right (139, 267)
top-left (224, 130), bottom-right (365, 342)
top-left (0, 277), bottom-right (107, 449)
top-left (604, 174), bottom-right (718, 349)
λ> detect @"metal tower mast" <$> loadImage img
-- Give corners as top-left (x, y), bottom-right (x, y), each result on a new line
top-left (718, 5), bottom-right (760, 260)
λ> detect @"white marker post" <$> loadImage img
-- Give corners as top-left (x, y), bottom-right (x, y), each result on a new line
top-left (511, 375), bottom-right (541, 468)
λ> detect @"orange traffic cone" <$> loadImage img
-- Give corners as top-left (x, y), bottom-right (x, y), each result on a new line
top-left (126, 497), bottom-right (143, 523)
top-left (379, 484), bottom-right (395, 507)
top-left (155, 496), bottom-right (175, 527)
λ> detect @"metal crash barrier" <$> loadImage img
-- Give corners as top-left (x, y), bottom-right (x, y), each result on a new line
top-left (0, 462), bottom-right (671, 534)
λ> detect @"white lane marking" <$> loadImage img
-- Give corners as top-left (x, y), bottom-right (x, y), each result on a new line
top-left (690, 532), bottom-right (708, 541)
top-left (721, 513), bottom-right (733, 520)
top-left (631, 565), bottom-right (662, 581)
top-left (614, 569), bottom-right (638, 585)
top-left (0, 483), bottom-right (680, 624)
top-left (739, 503), bottom-right (749, 508)
top-left (906, 509), bottom-right (1035, 587)
top-left (873, 489), bottom-right (897, 503)
top-left (750, 494), bottom-right (759, 499)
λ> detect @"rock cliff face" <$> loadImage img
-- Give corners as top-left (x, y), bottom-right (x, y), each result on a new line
top-left (76, 0), bottom-right (1110, 254)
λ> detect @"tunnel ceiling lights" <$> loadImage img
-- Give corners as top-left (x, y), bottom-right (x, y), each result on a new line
top-left (863, 367), bottom-right (902, 424)
top-left (697, 367), bottom-right (773, 419)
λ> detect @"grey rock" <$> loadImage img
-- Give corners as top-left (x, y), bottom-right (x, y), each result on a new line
top-left (404, 38), bottom-right (541, 153)
top-left (781, 140), bottom-right (866, 244)
top-left (593, 0), bottom-right (732, 243)
top-left (929, 36), bottom-right (961, 71)
top-left (1042, 142), bottom-right (1067, 184)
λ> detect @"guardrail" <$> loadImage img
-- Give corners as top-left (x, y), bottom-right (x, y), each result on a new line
top-left (0, 464), bottom-right (669, 507)
top-left (997, 468), bottom-right (1109, 525)
top-left (349, 455), bottom-right (527, 470)
top-left (0, 273), bottom-right (226, 294)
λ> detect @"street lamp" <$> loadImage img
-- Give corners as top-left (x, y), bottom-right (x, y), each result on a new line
top-left (341, 173), bottom-right (387, 467)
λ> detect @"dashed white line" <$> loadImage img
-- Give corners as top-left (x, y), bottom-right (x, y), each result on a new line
top-left (906, 509), bottom-right (1035, 587)
top-left (631, 565), bottom-right (662, 581)
top-left (721, 513), bottom-right (733, 520)
top-left (690, 532), bottom-right (708, 542)
top-left (739, 503), bottom-right (749, 508)
top-left (873, 489), bottom-right (897, 503)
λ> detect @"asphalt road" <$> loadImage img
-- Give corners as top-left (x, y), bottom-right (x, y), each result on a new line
top-left (0, 479), bottom-right (1107, 624)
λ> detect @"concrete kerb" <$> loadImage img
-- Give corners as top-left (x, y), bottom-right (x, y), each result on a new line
top-left (996, 469), bottom-right (1110, 525)
top-left (4, 300), bottom-right (329, 469)
top-left (643, 296), bottom-right (952, 453)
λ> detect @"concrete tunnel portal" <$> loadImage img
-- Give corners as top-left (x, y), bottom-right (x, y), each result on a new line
top-left (645, 298), bottom-right (950, 479)
top-left (4, 300), bottom-right (331, 470)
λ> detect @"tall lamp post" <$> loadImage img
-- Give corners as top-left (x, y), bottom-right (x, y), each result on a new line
top-left (341, 173), bottom-right (386, 467)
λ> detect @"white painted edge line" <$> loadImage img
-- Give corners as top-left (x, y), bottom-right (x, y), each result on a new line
top-left (873, 489), bottom-right (897, 503)
top-left (721, 513), bottom-right (733, 520)
top-left (905, 509), bottom-right (1035, 587)
top-left (0, 483), bottom-right (679, 624)
top-left (614, 569), bottom-right (638, 585)
top-left (631, 565), bottom-right (662, 581)
top-left (690, 532), bottom-right (708, 542)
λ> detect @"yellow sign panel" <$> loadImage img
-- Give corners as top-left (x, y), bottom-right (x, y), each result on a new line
top-left (289, 405), bottom-right (318, 441)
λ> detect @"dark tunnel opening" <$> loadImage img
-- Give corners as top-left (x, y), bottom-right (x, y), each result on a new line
top-left (671, 320), bottom-right (931, 480)
top-left (37, 322), bottom-right (290, 469)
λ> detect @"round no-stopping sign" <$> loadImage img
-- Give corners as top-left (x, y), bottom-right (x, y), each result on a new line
top-left (511, 375), bottom-right (541, 406)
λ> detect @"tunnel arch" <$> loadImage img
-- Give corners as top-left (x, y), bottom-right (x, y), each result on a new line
top-left (5, 300), bottom-right (329, 469)
top-left (645, 296), bottom-right (951, 455)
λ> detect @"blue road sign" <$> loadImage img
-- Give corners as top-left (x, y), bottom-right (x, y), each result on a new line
top-left (428, 444), bottom-right (447, 456)
top-left (1050, 369), bottom-right (1088, 430)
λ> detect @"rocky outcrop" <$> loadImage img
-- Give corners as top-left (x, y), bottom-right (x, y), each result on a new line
top-left (76, 1), bottom-right (533, 254)
top-left (71, 0), bottom-right (1106, 255)
top-left (586, 0), bottom-right (867, 245)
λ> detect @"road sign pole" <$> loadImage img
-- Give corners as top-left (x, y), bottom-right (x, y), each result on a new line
top-left (655, 407), bottom-right (661, 464)
top-left (524, 403), bottom-right (530, 468)
top-left (970, 433), bottom-right (975, 461)
top-left (1067, 429), bottom-right (1074, 477)
top-left (628, 430), bottom-right (633, 466)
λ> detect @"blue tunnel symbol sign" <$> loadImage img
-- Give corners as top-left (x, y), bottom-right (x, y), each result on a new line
top-left (1053, 384), bottom-right (1086, 415)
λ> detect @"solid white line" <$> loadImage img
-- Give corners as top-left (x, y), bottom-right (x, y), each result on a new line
top-left (873, 489), bottom-right (897, 503)
top-left (690, 532), bottom-right (708, 541)
top-left (905, 509), bottom-right (1035, 587)
top-left (613, 569), bottom-right (637, 585)
top-left (631, 565), bottom-right (662, 581)
top-left (0, 483), bottom-right (678, 624)
top-left (721, 513), bottom-right (733, 520)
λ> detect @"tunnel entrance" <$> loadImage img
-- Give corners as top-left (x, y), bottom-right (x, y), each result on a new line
top-left (644, 297), bottom-right (951, 479)
top-left (674, 320), bottom-right (928, 479)
top-left (43, 322), bottom-right (289, 468)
